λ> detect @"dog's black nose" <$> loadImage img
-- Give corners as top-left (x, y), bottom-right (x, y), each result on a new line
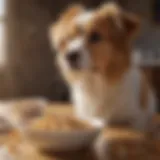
top-left (66, 51), bottom-right (80, 63)
top-left (66, 51), bottom-right (80, 69)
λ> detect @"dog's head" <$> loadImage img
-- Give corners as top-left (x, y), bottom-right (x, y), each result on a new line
top-left (50, 3), bottom-right (140, 83)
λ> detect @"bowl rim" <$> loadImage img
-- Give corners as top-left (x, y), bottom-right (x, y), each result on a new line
top-left (26, 127), bottom-right (101, 134)
top-left (25, 117), bottom-right (104, 136)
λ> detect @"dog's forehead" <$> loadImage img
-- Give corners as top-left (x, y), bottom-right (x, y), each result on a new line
top-left (74, 11), bottom-right (94, 26)
top-left (53, 11), bottom-right (94, 50)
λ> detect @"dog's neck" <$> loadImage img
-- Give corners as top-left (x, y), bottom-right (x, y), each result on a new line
top-left (71, 67), bottom-right (130, 90)
top-left (70, 66), bottom-right (141, 121)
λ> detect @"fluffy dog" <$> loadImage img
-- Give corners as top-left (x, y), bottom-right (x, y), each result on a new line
top-left (49, 3), bottom-right (156, 130)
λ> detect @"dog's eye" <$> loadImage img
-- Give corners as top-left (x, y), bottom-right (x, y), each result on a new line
top-left (88, 32), bottom-right (101, 44)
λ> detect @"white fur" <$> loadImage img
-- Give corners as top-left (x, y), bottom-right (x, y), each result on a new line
top-left (75, 11), bottom-right (94, 26)
top-left (67, 38), bottom-right (84, 51)
top-left (70, 67), bottom-right (156, 130)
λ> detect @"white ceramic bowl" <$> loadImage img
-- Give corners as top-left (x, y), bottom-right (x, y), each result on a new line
top-left (26, 119), bottom-right (104, 151)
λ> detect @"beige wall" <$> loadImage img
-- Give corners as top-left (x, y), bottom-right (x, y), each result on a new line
top-left (4, 0), bottom-right (109, 100)
top-left (5, 0), bottom-right (70, 100)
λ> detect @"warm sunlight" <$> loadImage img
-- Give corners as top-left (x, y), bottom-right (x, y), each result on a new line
top-left (0, 0), bottom-right (5, 66)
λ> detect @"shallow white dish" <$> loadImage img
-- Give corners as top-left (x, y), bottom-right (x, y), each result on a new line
top-left (26, 119), bottom-right (104, 151)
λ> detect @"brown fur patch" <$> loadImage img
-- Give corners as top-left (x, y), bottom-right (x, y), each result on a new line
top-left (49, 4), bottom-right (85, 50)
top-left (84, 3), bottom-right (140, 83)
top-left (98, 2), bottom-right (140, 39)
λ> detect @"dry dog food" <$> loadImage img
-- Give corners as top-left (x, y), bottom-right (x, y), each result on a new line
top-left (30, 114), bottom-right (92, 131)
top-left (0, 117), bottom-right (13, 133)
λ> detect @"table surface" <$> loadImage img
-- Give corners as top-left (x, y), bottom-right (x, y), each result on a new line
top-left (0, 104), bottom-right (96, 160)
top-left (0, 103), bottom-right (160, 160)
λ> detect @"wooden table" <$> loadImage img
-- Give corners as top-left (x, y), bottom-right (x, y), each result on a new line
top-left (0, 103), bottom-right (160, 160)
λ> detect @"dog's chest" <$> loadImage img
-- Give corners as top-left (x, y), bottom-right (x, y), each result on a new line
top-left (71, 70), bottom-right (140, 120)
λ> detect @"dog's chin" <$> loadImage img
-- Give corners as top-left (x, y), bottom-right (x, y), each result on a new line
top-left (66, 66), bottom-right (91, 82)
top-left (59, 58), bottom-right (93, 82)
top-left (67, 61), bottom-right (89, 72)
top-left (69, 63), bottom-right (81, 70)
top-left (68, 63), bottom-right (98, 75)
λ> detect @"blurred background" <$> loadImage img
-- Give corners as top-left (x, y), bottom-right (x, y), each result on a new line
top-left (0, 0), bottom-right (159, 110)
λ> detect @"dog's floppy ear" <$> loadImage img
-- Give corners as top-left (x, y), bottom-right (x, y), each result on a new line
top-left (98, 2), bottom-right (140, 39)
top-left (122, 11), bottom-right (140, 38)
